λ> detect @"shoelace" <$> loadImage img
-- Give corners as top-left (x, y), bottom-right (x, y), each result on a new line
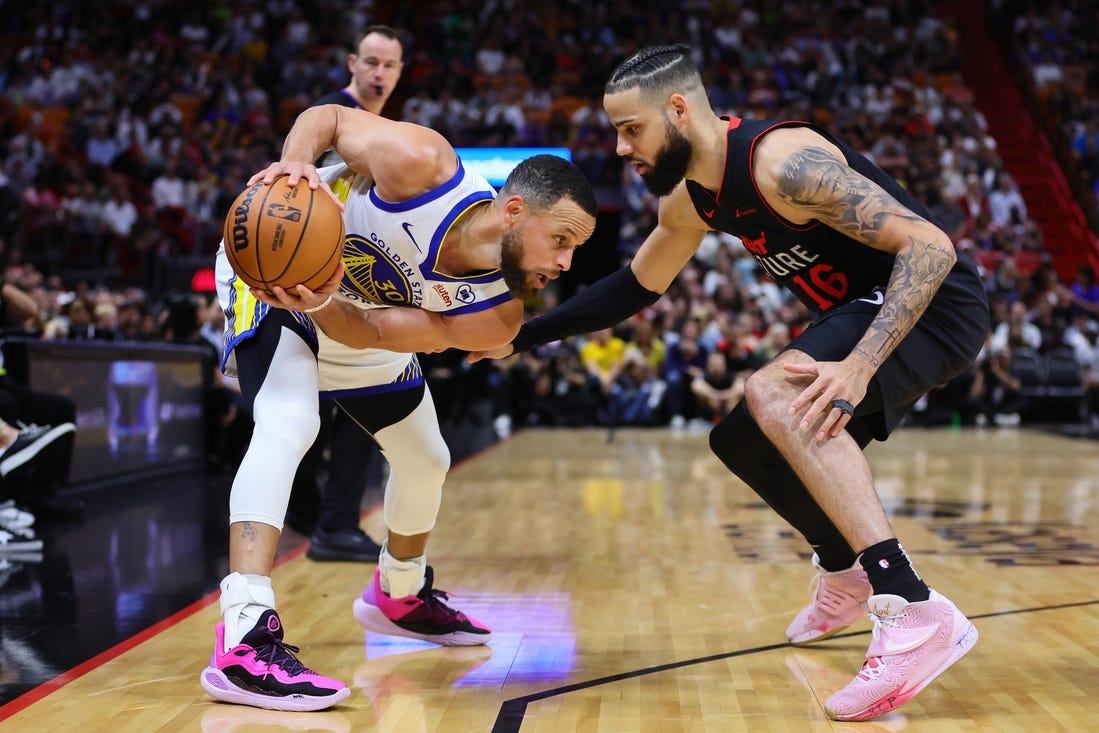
top-left (419, 584), bottom-right (468, 621)
top-left (856, 609), bottom-right (908, 681)
top-left (252, 638), bottom-right (312, 678)
top-left (868, 608), bottom-right (906, 639)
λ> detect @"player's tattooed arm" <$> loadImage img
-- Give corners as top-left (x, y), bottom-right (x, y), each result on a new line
top-left (854, 233), bottom-right (955, 368)
top-left (775, 145), bottom-right (956, 371)
top-left (774, 146), bottom-right (926, 244)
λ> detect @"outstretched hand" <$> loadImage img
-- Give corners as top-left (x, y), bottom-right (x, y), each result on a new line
top-left (250, 263), bottom-right (345, 313)
top-left (783, 357), bottom-right (870, 442)
top-left (467, 343), bottom-right (516, 363)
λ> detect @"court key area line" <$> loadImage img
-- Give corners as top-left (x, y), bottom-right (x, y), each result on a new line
top-left (490, 597), bottom-right (1099, 733)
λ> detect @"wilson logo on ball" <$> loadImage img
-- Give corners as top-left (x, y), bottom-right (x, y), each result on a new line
top-left (230, 182), bottom-right (264, 252)
top-left (222, 175), bottom-right (344, 292)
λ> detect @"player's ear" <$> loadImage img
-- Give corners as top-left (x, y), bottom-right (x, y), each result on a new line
top-left (669, 94), bottom-right (689, 124)
top-left (502, 195), bottom-right (526, 224)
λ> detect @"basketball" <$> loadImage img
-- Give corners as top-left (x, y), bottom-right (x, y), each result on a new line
top-left (223, 175), bottom-right (344, 292)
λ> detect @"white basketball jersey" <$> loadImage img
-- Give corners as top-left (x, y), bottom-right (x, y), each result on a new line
top-left (322, 158), bottom-right (512, 316)
top-left (313, 158), bottom-right (513, 392)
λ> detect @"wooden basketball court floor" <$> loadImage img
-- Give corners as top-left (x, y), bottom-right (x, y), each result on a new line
top-left (2, 426), bottom-right (1097, 732)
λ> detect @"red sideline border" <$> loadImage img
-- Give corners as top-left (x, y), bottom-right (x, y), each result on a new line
top-left (0, 434), bottom-right (508, 723)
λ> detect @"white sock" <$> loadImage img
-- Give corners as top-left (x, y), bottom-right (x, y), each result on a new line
top-left (379, 540), bottom-right (426, 599)
top-left (220, 572), bottom-right (276, 650)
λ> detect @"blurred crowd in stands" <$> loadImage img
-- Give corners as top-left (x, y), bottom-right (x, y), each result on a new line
top-left (998, 0), bottom-right (1099, 228)
top-left (1, 0), bottom-right (1099, 453)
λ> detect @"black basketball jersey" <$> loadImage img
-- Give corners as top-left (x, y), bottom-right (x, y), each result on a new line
top-left (685, 117), bottom-right (981, 317)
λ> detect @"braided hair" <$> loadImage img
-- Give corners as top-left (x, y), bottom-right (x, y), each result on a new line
top-left (605, 44), bottom-right (703, 100)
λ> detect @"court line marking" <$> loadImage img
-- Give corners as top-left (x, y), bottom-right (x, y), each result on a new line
top-left (490, 598), bottom-right (1099, 733)
top-left (0, 439), bottom-right (511, 723)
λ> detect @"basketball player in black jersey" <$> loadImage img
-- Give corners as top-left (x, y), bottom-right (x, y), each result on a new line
top-left (471, 44), bottom-right (989, 722)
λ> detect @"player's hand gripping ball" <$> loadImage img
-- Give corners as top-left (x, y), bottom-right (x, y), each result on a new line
top-left (223, 175), bottom-right (344, 292)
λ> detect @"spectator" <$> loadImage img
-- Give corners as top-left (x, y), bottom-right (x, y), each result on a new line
top-left (969, 345), bottom-right (1026, 427)
top-left (607, 350), bottom-right (665, 426)
top-left (988, 172), bottom-right (1028, 229)
top-left (579, 327), bottom-right (627, 396)
top-left (150, 157), bottom-right (193, 253)
top-left (1069, 263), bottom-right (1099, 319)
top-left (690, 352), bottom-right (745, 424)
top-left (991, 300), bottom-right (1042, 352)
top-left (0, 278), bottom-right (79, 518)
top-left (663, 318), bottom-right (709, 428)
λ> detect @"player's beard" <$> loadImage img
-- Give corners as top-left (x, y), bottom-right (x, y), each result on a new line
top-left (640, 119), bottom-right (693, 197)
top-left (500, 227), bottom-right (536, 299)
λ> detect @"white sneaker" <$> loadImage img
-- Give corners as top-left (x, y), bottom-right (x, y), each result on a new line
top-left (0, 500), bottom-right (34, 530)
top-left (0, 526), bottom-right (43, 554)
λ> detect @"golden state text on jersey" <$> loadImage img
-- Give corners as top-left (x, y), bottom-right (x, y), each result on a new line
top-left (324, 158), bottom-right (513, 317)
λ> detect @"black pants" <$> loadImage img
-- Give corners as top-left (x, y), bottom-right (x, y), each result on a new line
top-left (0, 376), bottom-right (77, 496)
top-left (287, 402), bottom-right (381, 534)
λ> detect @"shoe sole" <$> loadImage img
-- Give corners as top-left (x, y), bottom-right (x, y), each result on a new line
top-left (826, 619), bottom-right (979, 721)
top-left (352, 597), bottom-right (492, 646)
top-left (787, 622), bottom-right (854, 646)
top-left (0, 424), bottom-right (75, 477)
top-left (0, 537), bottom-right (44, 554)
top-left (200, 666), bottom-right (350, 712)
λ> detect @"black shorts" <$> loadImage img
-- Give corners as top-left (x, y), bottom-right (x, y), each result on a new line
top-left (235, 309), bottom-right (425, 435)
top-left (787, 269), bottom-right (988, 440)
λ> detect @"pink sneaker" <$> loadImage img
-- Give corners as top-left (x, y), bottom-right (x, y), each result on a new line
top-left (353, 566), bottom-right (492, 646)
top-left (200, 609), bottom-right (350, 711)
top-left (825, 590), bottom-right (978, 721)
top-left (786, 555), bottom-right (871, 644)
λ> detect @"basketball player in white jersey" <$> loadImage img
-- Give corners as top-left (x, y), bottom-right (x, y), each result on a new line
top-left (201, 104), bottom-right (597, 711)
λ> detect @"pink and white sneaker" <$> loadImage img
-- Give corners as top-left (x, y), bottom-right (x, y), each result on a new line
top-left (200, 609), bottom-right (350, 711)
top-left (353, 566), bottom-right (492, 646)
top-left (825, 590), bottom-right (978, 721)
top-left (786, 555), bottom-right (871, 644)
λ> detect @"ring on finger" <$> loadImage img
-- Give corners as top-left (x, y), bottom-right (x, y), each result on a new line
top-left (831, 398), bottom-right (855, 416)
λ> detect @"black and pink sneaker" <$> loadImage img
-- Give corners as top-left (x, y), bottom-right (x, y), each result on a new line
top-left (353, 566), bottom-right (492, 646)
top-left (200, 609), bottom-right (350, 711)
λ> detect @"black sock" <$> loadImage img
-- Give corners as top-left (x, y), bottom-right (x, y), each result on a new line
top-left (858, 538), bottom-right (930, 602)
top-left (812, 536), bottom-right (858, 572)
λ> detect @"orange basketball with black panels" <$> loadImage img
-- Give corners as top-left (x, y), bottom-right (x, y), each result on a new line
top-left (223, 175), bottom-right (344, 292)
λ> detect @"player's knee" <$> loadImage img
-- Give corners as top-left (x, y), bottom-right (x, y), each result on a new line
top-left (743, 368), bottom-right (785, 430)
top-left (252, 397), bottom-right (321, 456)
top-left (412, 438), bottom-right (450, 485)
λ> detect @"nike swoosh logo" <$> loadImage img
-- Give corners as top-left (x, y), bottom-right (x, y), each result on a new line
top-left (402, 222), bottom-right (421, 252)
top-left (858, 290), bottom-right (885, 306)
top-left (881, 626), bottom-right (938, 653)
top-left (703, 208), bottom-right (716, 218)
top-left (735, 208), bottom-right (756, 218)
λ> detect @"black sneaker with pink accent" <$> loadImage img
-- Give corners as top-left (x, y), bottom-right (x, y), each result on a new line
top-left (200, 609), bottom-right (350, 711)
top-left (353, 566), bottom-right (492, 646)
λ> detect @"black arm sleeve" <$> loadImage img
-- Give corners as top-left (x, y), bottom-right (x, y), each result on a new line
top-left (511, 266), bottom-right (662, 353)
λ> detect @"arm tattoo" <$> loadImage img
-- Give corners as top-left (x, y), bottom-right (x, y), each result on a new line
top-left (776, 146), bottom-right (924, 244)
top-left (858, 234), bottom-right (955, 366)
top-left (777, 146), bottom-right (954, 367)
